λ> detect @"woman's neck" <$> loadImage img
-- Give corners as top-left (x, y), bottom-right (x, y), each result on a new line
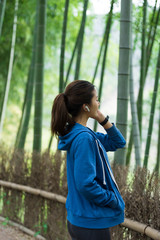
top-left (73, 115), bottom-right (89, 127)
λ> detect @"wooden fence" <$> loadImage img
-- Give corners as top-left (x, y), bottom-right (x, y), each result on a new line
top-left (0, 180), bottom-right (160, 240)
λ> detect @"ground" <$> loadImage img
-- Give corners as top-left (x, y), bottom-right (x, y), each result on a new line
top-left (0, 220), bottom-right (39, 240)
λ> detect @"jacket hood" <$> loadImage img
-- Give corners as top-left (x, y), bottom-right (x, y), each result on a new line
top-left (58, 122), bottom-right (96, 151)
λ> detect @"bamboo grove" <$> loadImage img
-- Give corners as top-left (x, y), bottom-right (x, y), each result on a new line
top-left (0, 0), bottom-right (160, 173)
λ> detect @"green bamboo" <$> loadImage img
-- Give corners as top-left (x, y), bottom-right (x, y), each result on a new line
top-left (0, 0), bottom-right (19, 139)
top-left (59, 0), bottom-right (70, 93)
top-left (126, 2), bottom-right (141, 168)
top-left (74, 0), bottom-right (89, 80)
top-left (91, 37), bottom-right (104, 85)
top-left (64, 23), bottom-right (82, 88)
top-left (91, 11), bottom-right (112, 85)
top-left (145, 6), bottom-right (160, 80)
top-left (129, 47), bottom-right (141, 168)
top-left (154, 104), bottom-right (160, 174)
top-left (137, 0), bottom-right (147, 136)
top-left (14, 65), bottom-right (31, 149)
top-left (145, 0), bottom-right (157, 62)
top-left (143, 44), bottom-right (160, 168)
top-left (15, 15), bottom-right (38, 150)
top-left (33, 0), bottom-right (46, 152)
top-left (93, 0), bottom-right (115, 132)
top-left (48, 0), bottom-right (70, 151)
top-left (0, 0), bottom-right (7, 37)
top-left (126, 128), bottom-right (133, 166)
top-left (126, 3), bottom-right (160, 165)
top-left (114, 0), bottom-right (131, 166)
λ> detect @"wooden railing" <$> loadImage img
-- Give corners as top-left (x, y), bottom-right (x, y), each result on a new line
top-left (0, 180), bottom-right (160, 240)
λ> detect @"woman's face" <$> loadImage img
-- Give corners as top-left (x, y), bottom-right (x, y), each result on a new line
top-left (89, 89), bottom-right (100, 117)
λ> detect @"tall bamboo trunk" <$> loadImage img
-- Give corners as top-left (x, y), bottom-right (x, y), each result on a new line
top-left (0, 0), bottom-right (7, 37)
top-left (137, 0), bottom-right (147, 136)
top-left (114, 0), bottom-right (131, 166)
top-left (64, 23), bottom-right (82, 88)
top-left (145, 5), bottom-right (160, 80)
top-left (33, 0), bottom-right (46, 152)
top-left (48, 0), bottom-right (70, 150)
top-left (154, 103), bottom-right (160, 174)
top-left (74, 0), bottom-right (88, 80)
top-left (146, 0), bottom-right (157, 63)
top-left (93, 0), bottom-right (115, 132)
top-left (143, 44), bottom-right (160, 168)
top-left (129, 47), bottom-right (141, 168)
top-left (15, 29), bottom-right (37, 149)
top-left (0, 0), bottom-right (19, 139)
top-left (59, 0), bottom-right (69, 93)
top-left (126, 4), bottom-right (160, 166)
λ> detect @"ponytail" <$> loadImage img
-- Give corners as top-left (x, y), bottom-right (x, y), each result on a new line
top-left (51, 93), bottom-right (75, 137)
top-left (51, 80), bottom-right (95, 137)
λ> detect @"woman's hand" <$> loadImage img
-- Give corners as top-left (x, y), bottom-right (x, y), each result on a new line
top-left (92, 110), bottom-right (106, 123)
top-left (92, 109), bottom-right (113, 129)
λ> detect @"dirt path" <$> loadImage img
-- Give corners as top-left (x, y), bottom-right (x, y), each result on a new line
top-left (0, 221), bottom-right (39, 240)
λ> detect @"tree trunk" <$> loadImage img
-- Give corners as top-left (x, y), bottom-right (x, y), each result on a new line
top-left (64, 23), bottom-right (82, 88)
top-left (143, 44), bottom-right (160, 168)
top-left (93, 0), bottom-right (115, 131)
top-left (15, 29), bottom-right (37, 150)
top-left (0, 0), bottom-right (19, 139)
top-left (0, 0), bottom-right (7, 37)
top-left (48, 0), bottom-right (70, 150)
top-left (74, 0), bottom-right (88, 80)
top-left (137, 0), bottom-right (147, 136)
top-left (114, 0), bottom-right (131, 166)
top-left (59, 0), bottom-right (70, 93)
top-left (33, 0), bottom-right (46, 152)
top-left (154, 103), bottom-right (160, 174)
top-left (129, 50), bottom-right (141, 168)
top-left (126, 4), bottom-right (160, 166)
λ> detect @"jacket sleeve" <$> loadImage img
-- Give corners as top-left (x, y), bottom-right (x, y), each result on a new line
top-left (94, 123), bottom-right (126, 152)
top-left (73, 133), bottom-right (118, 208)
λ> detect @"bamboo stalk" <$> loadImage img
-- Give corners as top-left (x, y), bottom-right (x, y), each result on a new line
top-left (143, 43), bottom-right (160, 168)
top-left (59, 0), bottom-right (70, 93)
top-left (138, 0), bottom-right (147, 136)
top-left (0, 216), bottom-right (46, 240)
top-left (129, 3), bottom-right (141, 168)
top-left (145, 6), bottom-right (160, 80)
top-left (15, 7), bottom-right (38, 150)
top-left (145, 0), bottom-right (157, 61)
top-left (126, 4), bottom-right (160, 166)
top-left (64, 23), bottom-right (82, 88)
top-left (74, 0), bottom-right (89, 80)
top-left (0, 180), bottom-right (160, 238)
top-left (154, 103), bottom-right (160, 174)
top-left (0, 0), bottom-right (7, 37)
top-left (93, 0), bottom-right (115, 132)
top-left (0, 0), bottom-right (19, 139)
top-left (33, 0), bottom-right (46, 152)
top-left (114, 0), bottom-right (132, 165)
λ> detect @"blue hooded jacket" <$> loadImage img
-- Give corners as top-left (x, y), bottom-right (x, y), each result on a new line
top-left (58, 122), bottom-right (126, 229)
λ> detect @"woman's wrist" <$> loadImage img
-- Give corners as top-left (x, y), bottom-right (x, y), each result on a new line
top-left (98, 115), bottom-right (113, 129)
top-left (97, 113), bottom-right (106, 123)
top-left (102, 121), bottom-right (113, 129)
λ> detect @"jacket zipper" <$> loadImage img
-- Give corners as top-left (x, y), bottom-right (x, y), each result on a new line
top-left (96, 139), bottom-right (120, 192)
top-left (95, 140), bottom-right (106, 185)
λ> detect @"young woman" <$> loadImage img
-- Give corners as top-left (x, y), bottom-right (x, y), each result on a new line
top-left (51, 80), bottom-right (126, 240)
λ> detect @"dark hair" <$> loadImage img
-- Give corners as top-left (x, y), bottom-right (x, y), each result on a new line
top-left (51, 80), bottom-right (95, 137)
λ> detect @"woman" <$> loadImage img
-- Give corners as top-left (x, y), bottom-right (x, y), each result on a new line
top-left (51, 80), bottom-right (126, 240)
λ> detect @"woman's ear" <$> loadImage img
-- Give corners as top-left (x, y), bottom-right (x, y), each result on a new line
top-left (82, 104), bottom-right (89, 112)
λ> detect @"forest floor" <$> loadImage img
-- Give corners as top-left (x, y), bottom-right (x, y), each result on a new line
top-left (0, 220), bottom-right (37, 240)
